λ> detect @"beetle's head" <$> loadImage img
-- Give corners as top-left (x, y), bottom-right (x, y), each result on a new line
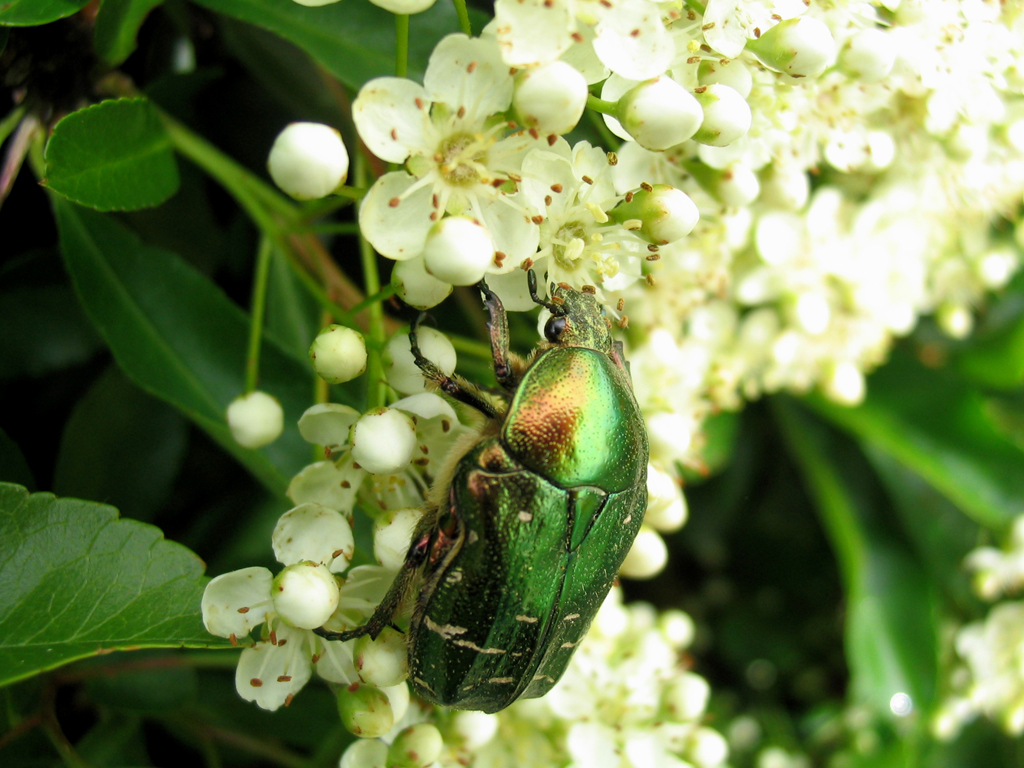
top-left (528, 270), bottom-right (612, 352)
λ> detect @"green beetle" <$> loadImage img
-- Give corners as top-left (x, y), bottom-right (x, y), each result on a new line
top-left (318, 272), bottom-right (649, 713)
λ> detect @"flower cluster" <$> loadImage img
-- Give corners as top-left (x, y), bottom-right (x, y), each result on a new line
top-left (934, 515), bottom-right (1024, 738)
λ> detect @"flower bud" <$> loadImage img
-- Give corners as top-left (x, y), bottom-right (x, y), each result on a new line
top-left (619, 526), bottom-right (668, 579)
top-left (450, 711), bottom-right (499, 749)
top-left (423, 217), bottom-right (495, 286)
top-left (384, 325), bottom-right (457, 394)
top-left (609, 185), bottom-right (699, 245)
top-left (391, 255), bottom-right (453, 310)
top-left (759, 164), bottom-right (809, 210)
top-left (227, 391), bottom-right (284, 449)
top-left (747, 17), bottom-right (836, 79)
top-left (267, 122), bottom-right (349, 200)
top-left (822, 361), bottom-right (865, 406)
top-left (337, 683), bottom-right (394, 739)
top-left (616, 78), bottom-right (703, 151)
top-left (387, 724), bottom-right (444, 768)
top-left (309, 325), bottom-right (367, 384)
top-left (645, 465), bottom-right (687, 532)
top-left (365, 0), bottom-right (437, 13)
top-left (688, 161), bottom-right (760, 207)
top-left (663, 672), bottom-right (710, 721)
top-left (689, 726), bottom-right (729, 767)
top-left (698, 59), bottom-right (753, 98)
top-left (374, 507), bottom-right (421, 570)
top-left (692, 84), bottom-right (752, 147)
top-left (355, 627), bottom-right (409, 688)
top-left (340, 739), bottom-right (388, 768)
top-left (350, 408), bottom-right (417, 475)
top-left (936, 304), bottom-right (973, 339)
top-left (839, 28), bottom-right (895, 83)
top-left (272, 562), bottom-right (340, 629)
top-left (513, 61), bottom-right (588, 136)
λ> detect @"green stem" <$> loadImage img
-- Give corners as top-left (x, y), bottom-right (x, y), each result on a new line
top-left (586, 107), bottom-right (619, 152)
top-left (245, 238), bottom-right (274, 392)
top-left (395, 15), bottom-right (409, 79)
top-left (310, 222), bottom-right (361, 235)
top-left (0, 104), bottom-right (27, 145)
top-left (357, 152), bottom-right (387, 408)
top-left (282, 250), bottom-right (361, 326)
top-left (452, 0), bottom-right (472, 36)
top-left (448, 334), bottom-right (493, 362)
top-left (586, 94), bottom-right (619, 115)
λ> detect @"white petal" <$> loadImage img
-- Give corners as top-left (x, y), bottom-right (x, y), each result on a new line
top-left (314, 634), bottom-right (358, 683)
top-left (593, 0), bottom-right (674, 81)
top-left (359, 173), bottom-right (435, 260)
top-left (424, 34), bottom-right (513, 122)
top-left (493, 0), bottom-right (574, 68)
top-left (391, 392), bottom-right (458, 422)
top-left (522, 149), bottom-right (577, 219)
top-left (202, 567), bottom-right (273, 639)
top-left (478, 194), bottom-right (540, 272)
top-left (353, 78), bottom-right (431, 164)
top-left (235, 627), bottom-right (313, 711)
top-left (571, 141), bottom-right (617, 203)
top-left (701, 0), bottom-right (748, 58)
top-left (272, 503), bottom-right (355, 570)
top-left (287, 457), bottom-right (363, 514)
top-left (559, 32), bottom-right (609, 85)
top-left (297, 403), bottom-right (360, 447)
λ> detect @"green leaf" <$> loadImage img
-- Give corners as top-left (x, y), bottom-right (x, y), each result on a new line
top-left (54, 198), bottom-right (315, 496)
top-left (192, 0), bottom-right (469, 89)
top-left (0, 483), bottom-right (229, 687)
top-left (0, 0), bottom-right (90, 25)
top-left (265, 246), bottom-right (319, 363)
top-left (806, 346), bottom-right (1024, 530)
top-left (775, 398), bottom-right (939, 717)
top-left (0, 427), bottom-right (35, 491)
top-left (94, 0), bottom-right (164, 65)
top-left (54, 366), bottom-right (188, 522)
top-left (44, 98), bottom-right (179, 211)
top-left (955, 272), bottom-right (1024, 390)
top-left (0, 283), bottom-right (104, 380)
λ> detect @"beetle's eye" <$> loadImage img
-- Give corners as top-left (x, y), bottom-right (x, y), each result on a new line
top-left (545, 316), bottom-right (567, 343)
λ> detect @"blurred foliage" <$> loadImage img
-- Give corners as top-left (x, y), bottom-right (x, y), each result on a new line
top-left (3, 3), bottom-right (1024, 768)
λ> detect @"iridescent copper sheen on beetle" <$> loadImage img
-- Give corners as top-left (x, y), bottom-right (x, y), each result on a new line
top-left (317, 273), bottom-right (648, 713)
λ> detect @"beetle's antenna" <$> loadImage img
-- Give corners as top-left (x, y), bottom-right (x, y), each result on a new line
top-left (527, 269), bottom-right (560, 314)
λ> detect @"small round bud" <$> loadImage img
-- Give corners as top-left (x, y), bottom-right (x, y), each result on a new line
top-left (268, 123), bottom-right (349, 200)
top-left (513, 61), bottom-right (588, 135)
top-left (822, 361), bottom-right (865, 406)
top-left (386, 723), bottom-right (444, 768)
top-left (759, 164), bottom-right (809, 210)
top-left (227, 391), bottom-right (284, 449)
top-left (937, 304), bottom-right (973, 339)
top-left (450, 711), bottom-right (499, 749)
top-left (350, 408), bottom-right (417, 475)
top-left (374, 507), bottom-right (421, 570)
top-left (365, 0), bottom-right (437, 13)
top-left (663, 672), bottom-right (711, 721)
top-left (309, 325), bottom-right (367, 384)
top-left (619, 526), bottom-right (668, 579)
top-left (337, 683), bottom-right (394, 739)
top-left (355, 627), bottom-right (409, 688)
top-left (423, 217), bottom-right (495, 286)
top-left (272, 562), bottom-right (340, 629)
top-left (689, 726), bottom-right (729, 768)
top-left (978, 248), bottom-right (1018, 289)
top-left (391, 256), bottom-right (453, 310)
top-left (616, 78), bottom-right (703, 151)
top-left (692, 84), bottom-right (752, 147)
top-left (839, 28), bottom-right (895, 83)
top-left (645, 465), bottom-right (688, 532)
top-left (794, 291), bottom-right (830, 335)
top-left (689, 161), bottom-right (760, 207)
top-left (339, 739), bottom-right (388, 768)
top-left (747, 17), bottom-right (836, 79)
top-left (698, 59), bottom-right (753, 98)
top-left (609, 185), bottom-right (699, 245)
top-left (384, 326), bottom-right (457, 394)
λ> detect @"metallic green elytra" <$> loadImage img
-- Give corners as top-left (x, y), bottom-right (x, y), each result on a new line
top-left (317, 272), bottom-right (649, 713)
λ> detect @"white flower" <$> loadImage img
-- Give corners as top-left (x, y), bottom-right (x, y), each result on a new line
top-left (493, 0), bottom-right (674, 80)
top-left (202, 505), bottom-right (373, 710)
top-left (355, 34), bottom-right (541, 269)
top-left (518, 140), bottom-right (646, 297)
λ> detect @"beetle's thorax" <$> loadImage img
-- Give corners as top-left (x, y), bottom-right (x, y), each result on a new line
top-left (544, 286), bottom-right (612, 353)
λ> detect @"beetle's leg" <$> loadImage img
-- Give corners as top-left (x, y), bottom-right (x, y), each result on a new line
top-left (313, 568), bottom-right (415, 642)
top-left (610, 339), bottom-right (634, 384)
top-left (410, 314), bottom-right (503, 420)
top-left (527, 269), bottom-right (559, 314)
top-left (476, 278), bottom-right (517, 392)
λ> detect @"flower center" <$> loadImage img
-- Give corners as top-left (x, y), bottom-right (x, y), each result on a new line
top-left (436, 132), bottom-right (490, 187)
